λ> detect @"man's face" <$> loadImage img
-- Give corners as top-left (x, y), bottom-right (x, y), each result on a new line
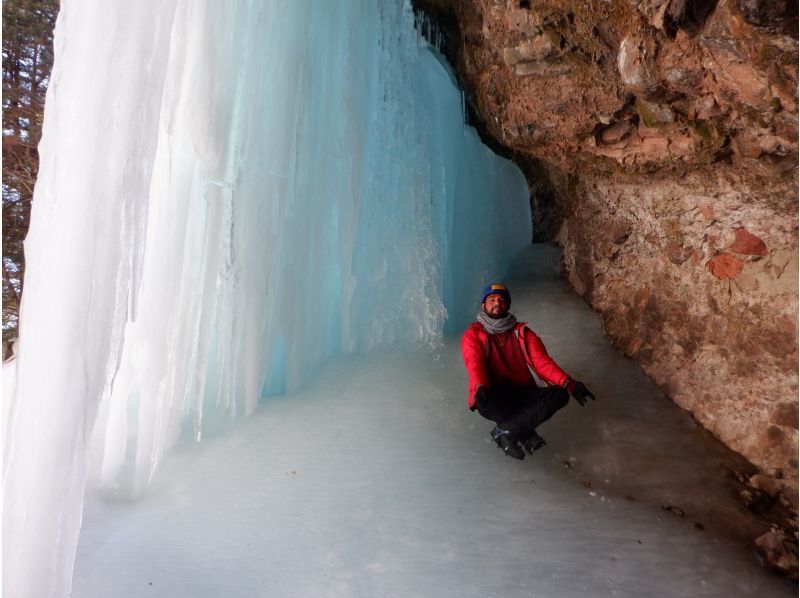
top-left (482, 293), bottom-right (509, 319)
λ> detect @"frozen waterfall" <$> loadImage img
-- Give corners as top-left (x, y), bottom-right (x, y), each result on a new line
top-left (3, 1), bottom-right (530, 596)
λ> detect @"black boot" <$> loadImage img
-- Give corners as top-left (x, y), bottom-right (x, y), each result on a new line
top-left (490, 426), bottom-right (525, 460)
top-left (521, 431), bottom-right (547, 455)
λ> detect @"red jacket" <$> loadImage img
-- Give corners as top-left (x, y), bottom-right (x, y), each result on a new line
top-left (461, 321), bottom-right (572, 409)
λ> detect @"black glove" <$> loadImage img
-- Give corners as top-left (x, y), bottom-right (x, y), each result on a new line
top-left (570, 381), bottom-right (596, 406)
top-left (472, 386), bottom-right (490, 411)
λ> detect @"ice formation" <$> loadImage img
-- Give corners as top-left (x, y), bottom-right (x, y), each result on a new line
top-left (3, 1), bottom-right (529, 596)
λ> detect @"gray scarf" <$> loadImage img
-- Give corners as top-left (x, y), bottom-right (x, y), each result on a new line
top-left (477, 311), bottom-right (517, 335)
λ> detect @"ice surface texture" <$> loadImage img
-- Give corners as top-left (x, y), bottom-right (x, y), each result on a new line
top-left (70, 246), bottom-right (795, 598)
top-left (3, 1), bottom-right (529, 596)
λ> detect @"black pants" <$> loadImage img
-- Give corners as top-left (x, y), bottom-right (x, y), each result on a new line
top-left (475, 385), bottom-right (569, 441)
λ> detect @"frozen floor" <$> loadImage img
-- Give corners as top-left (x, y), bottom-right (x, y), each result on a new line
top-left (72, 245), bottom-right (796, 597)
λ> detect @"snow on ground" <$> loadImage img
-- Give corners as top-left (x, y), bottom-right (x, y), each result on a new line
top-left (71, 245), bottom-right (795, 597)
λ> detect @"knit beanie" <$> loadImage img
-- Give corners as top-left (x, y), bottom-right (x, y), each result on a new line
top-left (480, 283), bottom-right (511, 305)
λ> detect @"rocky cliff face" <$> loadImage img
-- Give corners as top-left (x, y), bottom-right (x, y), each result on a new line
top-left (416, 0), bottom-right (798, 496)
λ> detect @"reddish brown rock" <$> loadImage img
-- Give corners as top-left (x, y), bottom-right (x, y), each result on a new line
top-left (731, 228), bottom-right (769, 256)
top-left (416, 0), bottom-right (797, 174)
top-left (748, 473), bottom-right (783, 498)
top-left (767, 425), bottom-right (786, 445)
top-left (665, 240), bottom-right (693, 266)
top-left (708, 253), bottom-right (745, 280)
top-left (770, 403), bottom-right (799, 429)
top-left (752, 527), bottom-right (799, 578)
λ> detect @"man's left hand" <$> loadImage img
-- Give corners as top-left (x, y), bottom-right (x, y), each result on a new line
top-left (571, 382), bottom-right (596, 406)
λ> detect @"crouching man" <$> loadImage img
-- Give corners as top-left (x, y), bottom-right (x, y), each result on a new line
top-left (461, 283), bottom-right (595, 460)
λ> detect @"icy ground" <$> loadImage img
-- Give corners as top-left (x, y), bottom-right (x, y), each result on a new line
top-left (71, 245), bottom-right (795, 597)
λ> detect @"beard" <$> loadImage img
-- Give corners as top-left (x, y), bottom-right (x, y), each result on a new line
top-left (483, 306), bottom-right (508, 319)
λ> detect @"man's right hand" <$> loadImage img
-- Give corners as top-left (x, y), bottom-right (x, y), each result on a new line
top-left (570, 382), bottom-right (596, 406)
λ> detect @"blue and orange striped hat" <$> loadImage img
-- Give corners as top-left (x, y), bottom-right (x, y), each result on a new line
top-left (480, 283), bottom-right (511, 305)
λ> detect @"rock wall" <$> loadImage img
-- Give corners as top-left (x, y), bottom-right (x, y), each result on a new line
top-left (416, 0), bottom-right (798, 495)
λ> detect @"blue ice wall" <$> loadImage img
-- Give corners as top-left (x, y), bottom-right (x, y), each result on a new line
top-left (6, 2), bottom-right (530, 592)
top-left (80, 1), bottom-right (531, 489)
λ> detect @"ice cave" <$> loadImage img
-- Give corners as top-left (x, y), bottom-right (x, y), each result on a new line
top-left (3, 0), bottom-right (797, 597)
